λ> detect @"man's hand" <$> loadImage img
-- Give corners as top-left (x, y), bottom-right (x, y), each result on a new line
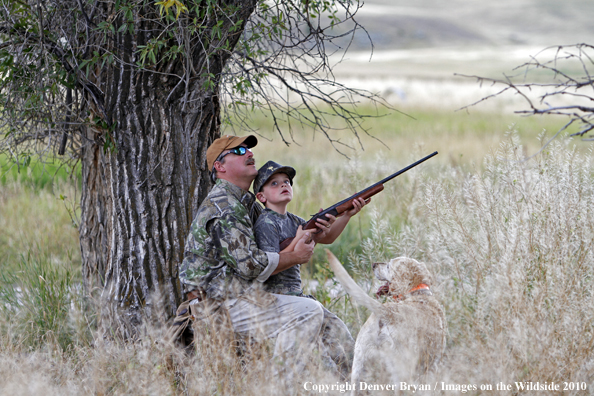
top-left (280, 225), bottom-right (310, 253)
top-left (186, 290), bottom-right (200, 301)
top-left (292, 231), bottom-right (315, 263)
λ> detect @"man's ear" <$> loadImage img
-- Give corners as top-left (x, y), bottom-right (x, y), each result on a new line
top-left (256, 192), bottom-right (266, 204)
top-left (213, 161), bottom-right (226, 173)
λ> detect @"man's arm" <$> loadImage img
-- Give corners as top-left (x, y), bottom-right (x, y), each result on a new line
top-left (215, 213), bottom-right (281, 279)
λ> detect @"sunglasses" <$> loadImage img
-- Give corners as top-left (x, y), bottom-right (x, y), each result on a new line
top-left (217, 146), bottom-right (251, 162)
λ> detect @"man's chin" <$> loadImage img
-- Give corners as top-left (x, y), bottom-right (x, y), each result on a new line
top-left (247, 171), bottom-right (258, 184)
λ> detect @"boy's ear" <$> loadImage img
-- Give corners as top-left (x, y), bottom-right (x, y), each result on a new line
top-left (256, 192), bottom-right (266, 204)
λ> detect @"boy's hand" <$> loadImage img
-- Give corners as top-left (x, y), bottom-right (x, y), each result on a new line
top-left (281, 225), bottom-right (310, 253)
top-left (310, 198), bottom-right (370, 246)
top-left (344, 197), bottom-right (369, 217)
top-left (313, 209), bottom-right (336, 241)
top-left (294, 225), bottom-right (311, 244)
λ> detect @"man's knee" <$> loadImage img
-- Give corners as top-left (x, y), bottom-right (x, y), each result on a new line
top-left (277, 295), bottom-right (325, 331)
top-left (299, 297), bottom-right (325, 322)
top-left (303, 297), bottom-right (324, 312)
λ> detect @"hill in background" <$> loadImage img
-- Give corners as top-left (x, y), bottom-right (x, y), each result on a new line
top-left (332, 0), bottom-right (594, 80)
top-left (352, 0), bottom-right (594, 51)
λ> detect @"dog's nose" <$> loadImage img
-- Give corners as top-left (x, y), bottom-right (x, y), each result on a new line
top-left (372, 262), bottom-right (379, 269)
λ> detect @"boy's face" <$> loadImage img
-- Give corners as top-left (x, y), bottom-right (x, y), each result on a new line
top-left (256, 172), bottom-right (293, 207)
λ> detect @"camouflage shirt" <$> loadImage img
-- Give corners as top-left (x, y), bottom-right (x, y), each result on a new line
top-left (254, 209), bottom-right (306, 295)
top-left (179, 179), bottom-right (279, 300)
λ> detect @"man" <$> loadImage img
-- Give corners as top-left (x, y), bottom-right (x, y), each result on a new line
top-left (177, 134), bottom-right (332, 374)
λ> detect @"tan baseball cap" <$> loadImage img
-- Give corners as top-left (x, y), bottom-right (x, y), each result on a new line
top-left (206, 134), bottom-right (258, 170)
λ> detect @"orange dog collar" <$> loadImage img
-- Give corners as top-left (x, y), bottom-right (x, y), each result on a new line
top-left (393, 283), bottom-right (431, 301)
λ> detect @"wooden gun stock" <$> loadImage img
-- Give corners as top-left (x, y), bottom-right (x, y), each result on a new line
top-left (335, 184), bottom-right (383, 213)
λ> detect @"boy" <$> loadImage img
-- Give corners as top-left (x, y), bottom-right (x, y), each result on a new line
top-left (252, 160), bottom-right (367, 378)
top-left (253, 160), bottom-right (367, 295)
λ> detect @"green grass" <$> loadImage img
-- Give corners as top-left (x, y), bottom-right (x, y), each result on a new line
top-left (0, 181), bottom-right (81, 277)
top-left (0, 249), bottom-right (82, 352)
top-left (0, 151), bottom-right (81, 277)
top-left (0, 153), bottom-right (81, 189)
top-left (243, 105), bottom-right (585, 169)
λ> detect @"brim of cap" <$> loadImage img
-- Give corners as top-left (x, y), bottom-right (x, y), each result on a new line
top-left (226, 135), bottom-right (258, 150)
top-left (270, 166), bottom-right (296, 181)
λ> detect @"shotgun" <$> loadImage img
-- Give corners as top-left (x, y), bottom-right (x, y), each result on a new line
top-left (279, 151), bottom-right (438, 250)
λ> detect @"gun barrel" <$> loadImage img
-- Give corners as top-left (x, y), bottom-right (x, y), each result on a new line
top-left (308, 151), bottom-right (438, 217)
top-left (376, 151), bottom-right (438, 185)
top-left (280, 151), bottom-right (438, 250)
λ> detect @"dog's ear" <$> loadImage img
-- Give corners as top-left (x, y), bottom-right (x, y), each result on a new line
top-left (407, 259), bottom-right (433, 287)
top-left (411, 259), bottom-right (433, 287)
top-left (388, 257), bottom-right (434, 294)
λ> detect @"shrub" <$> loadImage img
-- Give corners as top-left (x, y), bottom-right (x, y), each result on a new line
top-left (0, 248), bottom-right (89, 352)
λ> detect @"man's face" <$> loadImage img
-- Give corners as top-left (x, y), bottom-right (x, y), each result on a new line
top-left (216, 144), bottom-right (258, 182)
top-left (257, 172), bottom-right (293, 206)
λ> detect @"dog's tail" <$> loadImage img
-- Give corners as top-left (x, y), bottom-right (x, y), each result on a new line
top-left (326, 249), bottom-right (383, 314)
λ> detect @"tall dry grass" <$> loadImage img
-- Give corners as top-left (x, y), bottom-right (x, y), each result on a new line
top-left (344, 134), bottom-right (594, 391)
top-left (1, 127), bottom-right (593, 394)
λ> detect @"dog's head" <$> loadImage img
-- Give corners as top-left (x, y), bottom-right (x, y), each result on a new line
top-left (373, 257), bottom-right (433, 297)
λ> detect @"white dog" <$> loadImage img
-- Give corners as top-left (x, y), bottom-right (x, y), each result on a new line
top-left (326, 250), bottom-right (446, 388)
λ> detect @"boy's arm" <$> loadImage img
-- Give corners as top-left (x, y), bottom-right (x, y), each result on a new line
top-left (279, 225), bottom-right (308, 253)
top-left (314, 197), bottom-right (368, 244)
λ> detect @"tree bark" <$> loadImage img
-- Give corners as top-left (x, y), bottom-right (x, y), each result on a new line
top-left (79, 78), bottom-right (219, 335)
top-left (77, 0), bottom-right (257, 336)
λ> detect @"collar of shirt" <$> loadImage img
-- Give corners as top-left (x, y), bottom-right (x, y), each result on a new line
top-left (263, 208), bottom-right (288, 218)
top-left (215, 178), bottom-right (251, 203)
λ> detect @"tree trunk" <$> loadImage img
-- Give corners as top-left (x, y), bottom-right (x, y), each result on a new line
top-left (77, 1), bottom-right (257, 336)
top-left (79, 79), bottom-right (218, 336)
